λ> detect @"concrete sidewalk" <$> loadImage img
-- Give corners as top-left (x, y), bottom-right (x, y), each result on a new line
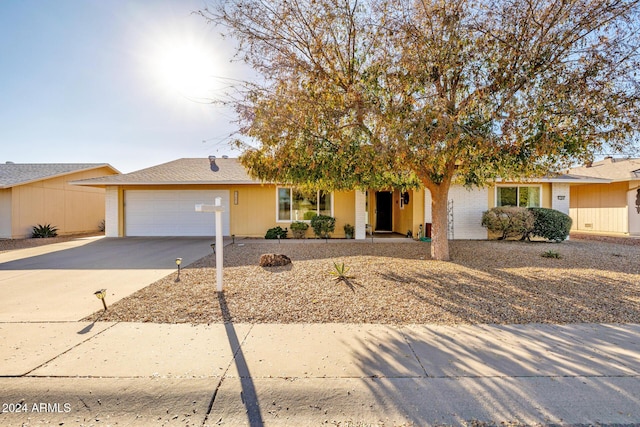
top-left (1, 322), bottom-right (640, 426)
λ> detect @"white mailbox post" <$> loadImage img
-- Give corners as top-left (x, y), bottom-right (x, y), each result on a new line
top-left (195, 197), bottom-right (225, 292)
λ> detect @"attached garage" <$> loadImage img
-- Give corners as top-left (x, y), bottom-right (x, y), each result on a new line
top-left (124, 189), bottom-right (230, 237)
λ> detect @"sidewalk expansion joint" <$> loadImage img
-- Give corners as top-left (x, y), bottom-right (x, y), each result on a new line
top-left (399, 328), bottom-right (430, 377)
top-left (20, 321), bottom-right (120, 377)
top-left (201, 323), bottom-right (255, 427)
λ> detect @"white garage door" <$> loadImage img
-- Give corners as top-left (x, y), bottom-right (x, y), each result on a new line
top-left (125, 190), bottom-right (230, 237)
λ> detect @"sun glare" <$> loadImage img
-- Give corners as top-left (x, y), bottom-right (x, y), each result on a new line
top-left (150, 37), bottom-right (220, 101)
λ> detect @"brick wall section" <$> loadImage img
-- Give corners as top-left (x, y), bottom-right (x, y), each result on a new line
top-left (423, 186), bottom-right (488, 240)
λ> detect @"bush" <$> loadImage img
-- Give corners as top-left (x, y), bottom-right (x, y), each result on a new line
top-left (303, 211), bottom-right (318, 221)
top-left (32, 224), bottom-right (58, 238)
top-left (481, 207), bottom-right (534, 240)
top-left (528, 207), bottom-right (572, 242)
top-left (265, 226), bottom-right (288, 239)
top-left (311, 215), bottom-right (336, 240)
top-left (290, 221), bottom-right (309, 239)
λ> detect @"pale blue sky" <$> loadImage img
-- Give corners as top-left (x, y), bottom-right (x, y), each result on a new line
top-left (0, 1), bottom-right (249, 173)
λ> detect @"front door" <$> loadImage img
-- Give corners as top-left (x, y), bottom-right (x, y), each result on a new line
top-left (375, 191), bottom-right (393, 232)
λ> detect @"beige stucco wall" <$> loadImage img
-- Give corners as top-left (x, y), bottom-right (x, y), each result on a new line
top-left (0, 189), bottom-right (12, 239)
top-left (570, 182), bottom-right (629, 234)
top-left (9, 167), bottom-right (115, 238)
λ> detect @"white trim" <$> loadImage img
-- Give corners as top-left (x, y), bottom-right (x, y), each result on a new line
top-left (355, 190), bottom-right (367, 239)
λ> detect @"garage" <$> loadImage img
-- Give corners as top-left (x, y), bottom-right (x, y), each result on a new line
top-left (124, 190), bottom-right (230, 236)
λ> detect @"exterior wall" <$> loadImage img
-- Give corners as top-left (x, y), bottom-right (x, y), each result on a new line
top-left (628, 181), bottom-right (640, 236)
top-left (354, 190), bottom-right (367, 239)
top-left (333, 191), bottom-right (355, 238)
top-left (393, 190), bottom-right (412, 236)
top-left (448, 185), bottom-right (489, 239)
top-left (105, 186), bottom-right (119, 237)
top-left (9, 166), bottom-right (115, 238)
top-left (231, 184), bottom-right (277, 237)
top-left (0, 189), bottom-right (11, 239)
top-left (551, 183), bottom-right (570, 215)
top-left (570, 182), bottom-right (629, 234)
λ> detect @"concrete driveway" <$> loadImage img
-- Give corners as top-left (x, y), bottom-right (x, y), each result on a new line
top-left (0, 236), bottom-right (215, 322)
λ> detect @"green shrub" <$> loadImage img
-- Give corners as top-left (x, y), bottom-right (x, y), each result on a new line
top-left (541, 249), bottom-right (562, 259)
top-left (290, 221), bottom-right (309, 239)
top-left (528, 208), bottom-right (572, 242)
top-left (303, 211), bottom-right (318, 221)
top-left (265, 226), bottom-right (288, 239)
top-left (343, 223), bottom-right (355, 239)
top-left (481, 207), bottom-right (534, 240)
top-left (311, 215), bottom-right (336, 240)
top-left (32, 224), bottom-right (58, 238)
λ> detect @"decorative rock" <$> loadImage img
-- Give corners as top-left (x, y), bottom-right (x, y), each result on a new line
top-left (259, 253), bottom-right (292, 267)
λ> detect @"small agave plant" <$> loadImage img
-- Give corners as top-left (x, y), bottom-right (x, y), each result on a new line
top-left (330, 262), bottom-right (352, 281)
top-left (32, 224), bottom-right (58, 238)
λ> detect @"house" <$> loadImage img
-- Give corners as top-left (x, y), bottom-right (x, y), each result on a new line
top-left (0, 162), bottom-right (120, 239)
top-left (72, 157), bottom-right (605, 240)
top-left (567, 157), bottom-right (640, 236)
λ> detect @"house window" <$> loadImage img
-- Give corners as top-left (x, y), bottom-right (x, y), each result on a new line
top-left (277, 188), bottom-right (332, 221)
top-left (496, 186), bottom-right (541, 208)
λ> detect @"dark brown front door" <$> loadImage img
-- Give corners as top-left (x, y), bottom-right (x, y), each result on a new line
top-left (375, 191), bottom-right (393, 232)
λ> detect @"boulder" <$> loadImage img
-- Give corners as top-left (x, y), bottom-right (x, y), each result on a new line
top-left (259, 253), bottom-right (292, 267)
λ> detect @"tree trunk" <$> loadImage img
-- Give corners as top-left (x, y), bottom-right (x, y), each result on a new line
top-left (429, 182), bottom-right (452, 261)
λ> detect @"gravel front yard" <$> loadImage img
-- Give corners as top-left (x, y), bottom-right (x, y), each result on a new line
top-left (84, 238), bottom-right (640, 325)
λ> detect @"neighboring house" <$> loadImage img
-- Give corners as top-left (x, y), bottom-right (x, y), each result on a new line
top-left (72, 156), bottom-right (600, 240)
top-left (568, 157), bottom-right (640, 236)
top-left (0, 162), bottom-right (120, 239)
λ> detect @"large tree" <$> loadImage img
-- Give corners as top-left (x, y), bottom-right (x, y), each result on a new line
top-left (202, 0), bottom-right (640, 261)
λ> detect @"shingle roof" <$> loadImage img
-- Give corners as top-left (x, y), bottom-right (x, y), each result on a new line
top-left (568, 157), bottom-right (640, 182)
top-left (0, 163), bottom-right (118, 189)
top-left (72, 158), bottom-right (261, 186)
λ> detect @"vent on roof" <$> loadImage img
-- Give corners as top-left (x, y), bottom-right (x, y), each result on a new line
top-left (5, 161), bottom-right (14, 164)
top-left (222, 155), bottom-right (229, 159)
top-left (208, 156), bottom-right (219, 172)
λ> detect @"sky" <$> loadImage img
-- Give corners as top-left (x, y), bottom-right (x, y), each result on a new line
top-left (0, 0), bottom-right (251, 173)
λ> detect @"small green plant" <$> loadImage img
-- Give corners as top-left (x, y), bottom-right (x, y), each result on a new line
top-left (330, 262), bottom-right (352, 281)
top-left (541, 250), bottom-right (562, 259)
top-left (265, 226), bottom-right (288, 239)
top-left (98, 219), bottom-right (106, 232)
top-left (290, 221), bottom-right (309, 239)
top-left (303, 211), bottom-right (318, 221)
top-left (343, 223), bottom-right (355, 239)
top-left (32, 224), bottom-right (58, 238)
top-left (311, 214), bottom-right (336, 241)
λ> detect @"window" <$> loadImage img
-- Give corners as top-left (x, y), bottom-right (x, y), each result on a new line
top-left (496, 186), bottom-right (541, 208)
top-left (277, 188), bottom-right (332, 221)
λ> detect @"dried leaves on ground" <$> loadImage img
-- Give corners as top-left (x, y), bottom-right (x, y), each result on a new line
top-left (84, 239), bottom-right (640, 325)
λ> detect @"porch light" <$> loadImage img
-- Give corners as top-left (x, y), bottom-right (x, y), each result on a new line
top-left (94, 289), bottom-right (108, 311)
top-left (175, 258), bottom-right (182, 282)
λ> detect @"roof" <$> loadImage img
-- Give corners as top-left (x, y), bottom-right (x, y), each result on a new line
top-left (0, 163), bottom-right (120, 189)
top-left (567, 157), bottom-right (640, 182)
top-left (71, 158), bottom-right (261, 187)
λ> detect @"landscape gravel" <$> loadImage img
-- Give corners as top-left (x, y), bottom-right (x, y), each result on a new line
top-left (82, 237), bottom-right (640, 325)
